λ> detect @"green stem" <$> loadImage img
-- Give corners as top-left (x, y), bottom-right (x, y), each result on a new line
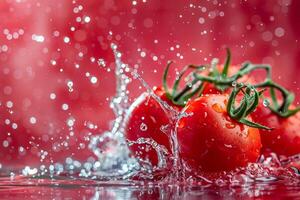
top-left (227, 84), bottom-right (271, 130)
top-left (173, 78), bottom-right (199, 102)
top-left (163, 61), bottom-right (174, 100)
top-left (221, 48), bottom-right (231, 78)
top-left (194, 62), bottom-right (300, 118)
top-left (162, 61), bottom-right (205, 106)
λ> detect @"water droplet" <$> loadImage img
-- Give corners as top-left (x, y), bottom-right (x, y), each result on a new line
top-left (62, 103), bottom-right (69, 111)
top-left (6, 101), bottom-right (13, 108)
top-left (50, 93), bottom-right (56, 100)
top-left (3, 140), bottom-right (9, 148)
top-left (274, 27), bottom-right (285, 38)
top-left (90, 76), bottom-right (98, 84)
top-left (64, 36), bottom-right (70, 43)
top-left (84, 16), bottom-right (91, 23)
top-left (263, 99), bottom-right (270, 107)
top-left (67, 117), bottom-right (75, 127)
top-left (12, 123), bottom-right (18, 129)
top-left (198, 17), bottom-right (205, 24)
top-left (30, 117), bottom-right (37, 124)
top-left (224, 144), bottom-right (233, 148)
top-left (212, 103), bottom-right (224, 113)
top-left (226, 123), bottom-right (236, 129)
top-left (67, 80), bottom-right (74, 92)
top-left (140, 51), bottom-right (146, 57)
top-left (31, 34), bottom-right (45, 43)
top-left (140, 123), bottom-right (148, 131)
top-left (111, 43), bottom-right (117, 50)
top-left (97, 58), bottom-right (106, 67)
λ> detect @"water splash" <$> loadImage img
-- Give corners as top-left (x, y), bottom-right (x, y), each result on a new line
top-left (88, 44), bottom-right (140, 179)
top-left (131, 68), bottom-right (193, 179)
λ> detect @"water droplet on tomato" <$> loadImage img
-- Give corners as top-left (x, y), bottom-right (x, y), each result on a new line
top-left (140, 123), bottom-right (148, 131)
top-left (225, 123), bottom-right (236, 129)
top-left (212, 103), bottom-right (224, 113)
top-left (224, 144), bottom-right (233, 148)
top-left (263, 99), bottom-right (270, 107)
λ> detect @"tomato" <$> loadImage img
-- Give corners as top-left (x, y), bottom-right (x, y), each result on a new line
top-left (252, 103), bottom-right (300, 157)
top-left (177, 94), bottom-right (262, 172)
top-left (125, 87), bottom-right (181, 166)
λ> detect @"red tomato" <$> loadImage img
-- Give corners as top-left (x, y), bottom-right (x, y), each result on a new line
top-left (125, 87), bottom-right (181, 166)
top-left (177, 94), bottom-right (262, 172)
top-left (252, 103), bottom-right (300, 157)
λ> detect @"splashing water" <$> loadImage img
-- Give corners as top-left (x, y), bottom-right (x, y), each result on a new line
top-left (88, 44), bottom-right (140, 179)
top-left (86, 43), bottom-right (194, 180)
top-left (131, 69), bottom-right (192, 175)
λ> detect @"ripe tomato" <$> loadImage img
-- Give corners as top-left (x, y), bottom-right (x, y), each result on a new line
top-left (252, 103), bottom-right (300, 157)
top-left (177, 94), bottom-right (262, 172)
top-left (125, 87), bottom-right (181, 166)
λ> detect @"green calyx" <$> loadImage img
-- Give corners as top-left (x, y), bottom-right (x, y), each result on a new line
top-left (210, 48), bottom-right (232, 91)
top-left (163, 61), bottom-right (206, 106)
top-left (227, 84), bottom-right (271, 130)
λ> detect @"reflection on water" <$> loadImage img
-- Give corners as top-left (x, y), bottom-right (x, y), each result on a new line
top-left (0, 176), bottom-right (300, 200)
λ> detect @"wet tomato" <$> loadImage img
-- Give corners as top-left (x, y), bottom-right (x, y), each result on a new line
top-left (252, 103), bottom-right (300, 157)
top-left (125, 87), bottom-right (181, 166)
top-left (177, 94), bottom-right (262, 172)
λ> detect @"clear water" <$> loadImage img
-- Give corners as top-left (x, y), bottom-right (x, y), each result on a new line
top-left (1, 44), bottom-right (300, 199)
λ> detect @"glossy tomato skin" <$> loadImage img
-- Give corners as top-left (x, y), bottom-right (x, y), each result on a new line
top-left (125, 87), bottom-right (181, 166)
top-left (177, 94), bottom-right (262, 172)
top-left (252, 104), bottom-right (300, 157)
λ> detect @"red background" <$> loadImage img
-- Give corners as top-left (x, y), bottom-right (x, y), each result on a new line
top-left (0, 0), bottom-right (299, 168)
